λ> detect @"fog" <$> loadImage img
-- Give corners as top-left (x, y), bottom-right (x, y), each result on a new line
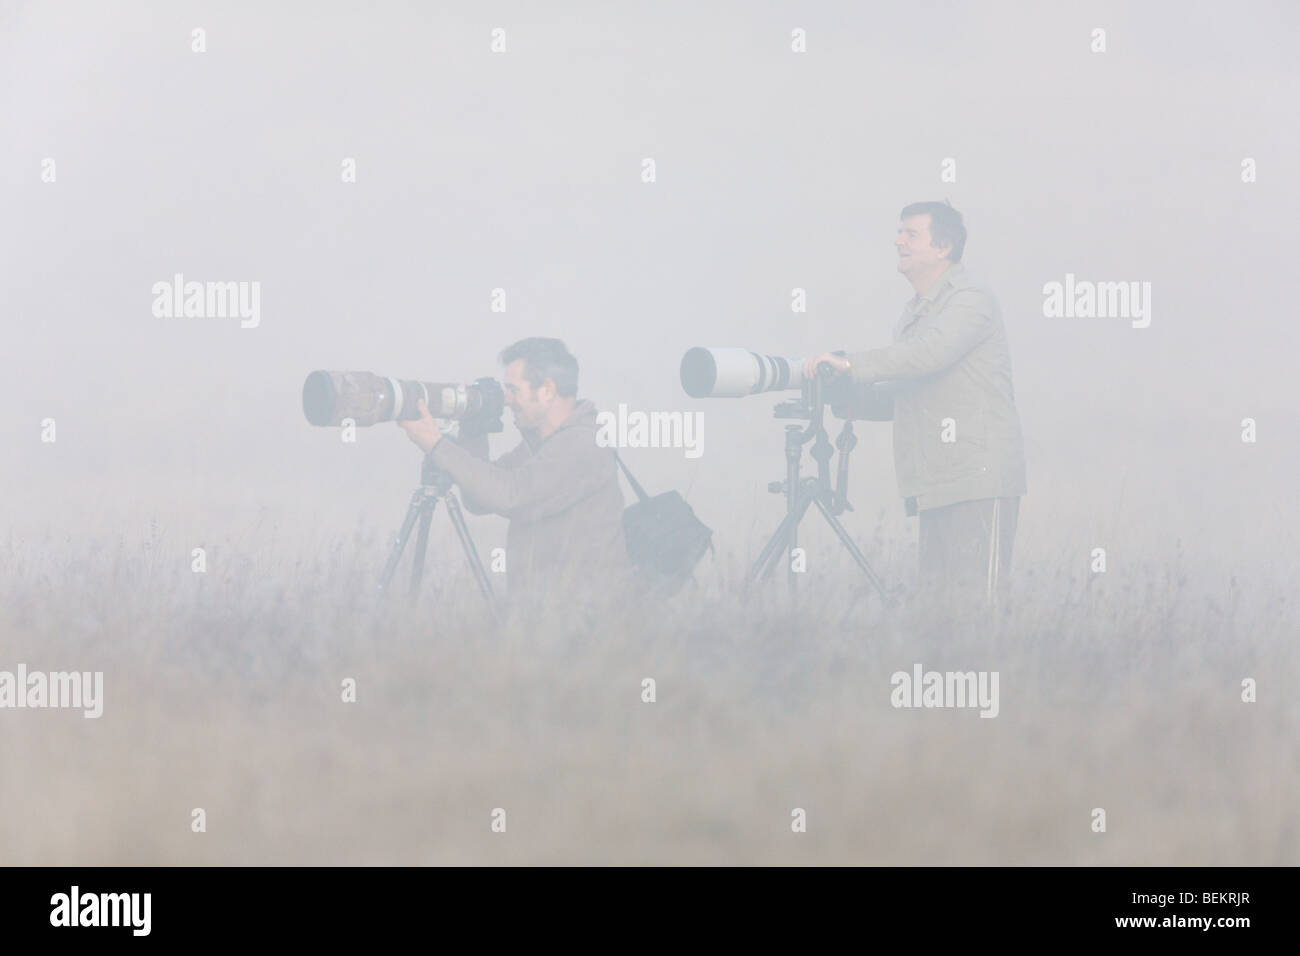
top-left (2, 1), bottom-right (1297, 865)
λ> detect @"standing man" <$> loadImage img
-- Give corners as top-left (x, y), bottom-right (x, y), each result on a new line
top-left (804, 202), bottom-right (1027, 612)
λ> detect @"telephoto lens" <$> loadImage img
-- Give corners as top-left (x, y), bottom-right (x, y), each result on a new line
top-left (302, 370), bottom-right (503, 427)
top-left (679, 347), bottom-right (806, 398)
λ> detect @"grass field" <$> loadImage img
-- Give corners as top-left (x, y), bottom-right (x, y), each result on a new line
top-left (2, 476), bottom-right (1295, 865)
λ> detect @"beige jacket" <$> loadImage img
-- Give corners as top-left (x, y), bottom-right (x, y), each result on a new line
top-left (428, 399), bottom-right (630, 599)
top-left (845, 263), bottom-right (1028, 515)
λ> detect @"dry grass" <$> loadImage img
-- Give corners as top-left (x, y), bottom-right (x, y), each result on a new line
top-left (2, 498), bottom-right (1295, 866)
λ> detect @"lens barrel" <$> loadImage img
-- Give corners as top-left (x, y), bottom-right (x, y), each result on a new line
top-left (680, 347), bottom-right (806, 398)
top-left (302, 371), bottom-right (502, 427)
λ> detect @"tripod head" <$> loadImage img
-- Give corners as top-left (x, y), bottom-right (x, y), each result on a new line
top-left (419, 452), bottom-right (457, 494)
top-left (771, 362), bottom-right (854, 422)
top-left (766, 365), bottom-right (857, 516)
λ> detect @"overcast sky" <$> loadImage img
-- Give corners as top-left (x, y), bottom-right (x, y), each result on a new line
top-left (4, 0), bottom-right (1297, 575)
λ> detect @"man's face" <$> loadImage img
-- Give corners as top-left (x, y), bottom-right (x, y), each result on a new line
top-left (502, 359), bottom-right (552, 431)
top-left (895, 214), bottom-right (951, 276)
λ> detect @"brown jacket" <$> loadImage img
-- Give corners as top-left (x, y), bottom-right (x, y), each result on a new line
top-left (845, 263), bottom-right (1028, 515)
top-left (428, 399), bottom-right (630, 600)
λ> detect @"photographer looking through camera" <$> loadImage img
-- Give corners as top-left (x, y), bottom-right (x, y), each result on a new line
top-left (398, 337), bottom-right (630, 608)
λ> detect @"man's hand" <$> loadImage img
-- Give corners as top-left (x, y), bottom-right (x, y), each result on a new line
top-left (397, 398), bottom-right (442, 454)
top-left (802, 352), bottom-right (850, 380)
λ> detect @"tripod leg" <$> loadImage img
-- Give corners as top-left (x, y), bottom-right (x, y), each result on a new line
top-left (378, 488), bottom-right (430, 593)
top-left (808, 493), bottom-right (895, 607)
top-left (786, 506), bottom-right (799, 594)
top-left (746, 510), bottom-right (798, 588)
top-left (747, 490), bottom-right (816, 588)
top-left (442, 492), bottom-right (498, 615)
top-left (777, 487), bottom-right (818, 589)
top-left (408, 495), bottom-right (437, 600)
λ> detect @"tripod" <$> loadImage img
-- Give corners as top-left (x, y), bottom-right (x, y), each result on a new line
top-left (378, 452), bottom-right (497, 615)
top-left (745, 372), bottom-right (894, 606)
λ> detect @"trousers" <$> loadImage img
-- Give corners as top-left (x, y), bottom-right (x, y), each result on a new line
top-left (917, 496), bottom-right (1020, 613)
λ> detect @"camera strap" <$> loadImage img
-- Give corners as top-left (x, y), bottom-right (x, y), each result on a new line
top-left (613, 452), bottom-right (650, 504)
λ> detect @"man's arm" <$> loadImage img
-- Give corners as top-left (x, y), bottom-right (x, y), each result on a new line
top-left (439, 430), bottom-right (529, 515)
top-left (845, 289), bottom-right (993, 385)
top-left (429, 428), bottom-right (611, 522)
top-left (397, 400), bottom-right (531, 515)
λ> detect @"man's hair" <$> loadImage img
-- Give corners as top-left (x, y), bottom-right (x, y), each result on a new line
top-left (900, 200), bottom-right (967, 262)
top-left (499, 337), bottom-right (579, 397)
